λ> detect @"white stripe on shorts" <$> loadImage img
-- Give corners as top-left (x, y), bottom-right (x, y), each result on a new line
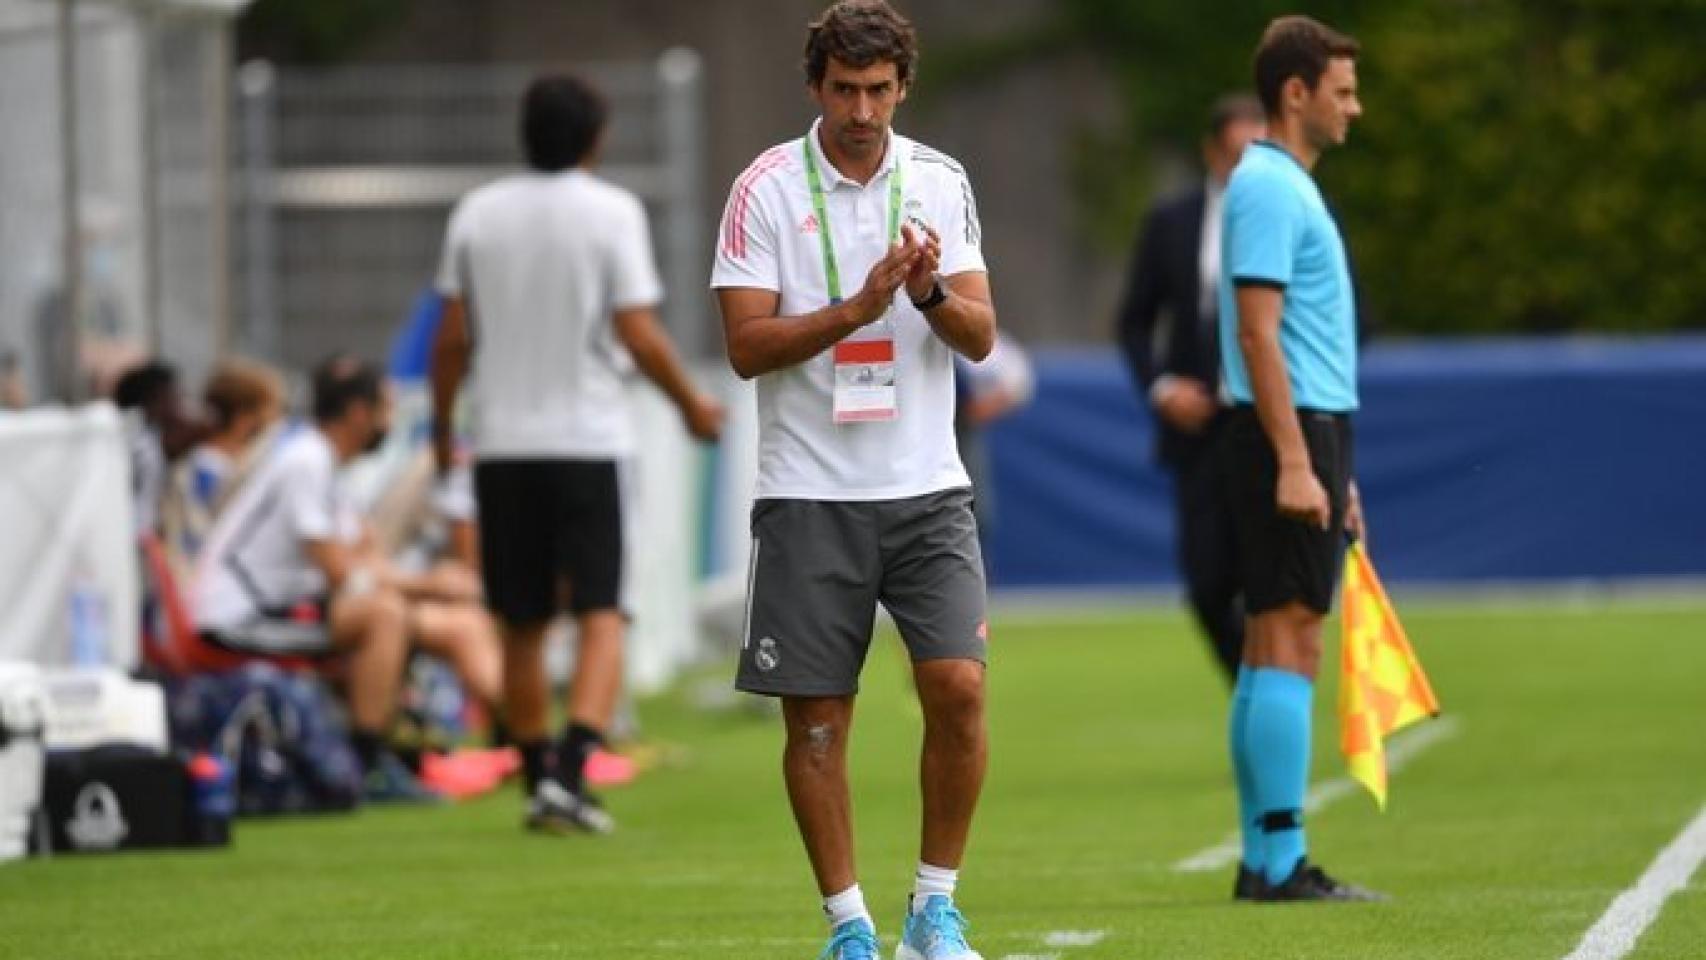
top-left (741, 537), bottom-right (760, 650)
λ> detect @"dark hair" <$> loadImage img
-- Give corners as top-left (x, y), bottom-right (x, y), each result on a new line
top-left (311, 354), bottom-right (381, 423)
top-left (520, 73), bottom-right (607, 172)
top-left (1253, 16), bottom-right (1360, 116)
top-left (1208, 92), bottom-right (1265, 140)
top-left (803, 0), bottom-right (918, 88)
top-left (112, 361), bottom-right (177, 411)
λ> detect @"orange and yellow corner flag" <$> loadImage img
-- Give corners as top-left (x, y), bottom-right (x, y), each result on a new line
top-left (1339, 540), bottom-right (1441, 810)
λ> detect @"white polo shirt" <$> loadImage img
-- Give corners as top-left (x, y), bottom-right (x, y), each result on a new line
top-left (436, 169), bottom-right (664, 459)
top-left (711, 120), bottom-right (987, 501)
top-left (194, 430), bottom-right (362, 631)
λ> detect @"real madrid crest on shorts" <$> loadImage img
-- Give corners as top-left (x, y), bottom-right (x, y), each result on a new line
top-left (755, 637), bottom-right (781, 672)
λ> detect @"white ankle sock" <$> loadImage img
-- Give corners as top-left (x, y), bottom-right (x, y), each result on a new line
top-left (912, 862), bottom-right (958, 912)
top-left (823, 884), bottom-right (872, 929)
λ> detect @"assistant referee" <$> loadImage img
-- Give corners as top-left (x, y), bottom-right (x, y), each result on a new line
top-left (1218, 15), bottom-right (1382, 903)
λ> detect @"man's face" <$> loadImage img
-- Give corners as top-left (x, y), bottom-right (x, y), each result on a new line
top-left (355, 387), bottom-right (394, 455)
top-left (233, 402), bottom-right (276, 446)
top-left (811, 57), bottom-right (907, 160)
top-left (1300, 57), bottom-right (1362, 149)
top-left (147, 383), bottom-right (185, 430)
top-left (1206, 117), bottom-right (1266, 182)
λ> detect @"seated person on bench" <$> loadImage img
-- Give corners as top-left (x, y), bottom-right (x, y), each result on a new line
top-left (193, 355), bottom-right (501, 803)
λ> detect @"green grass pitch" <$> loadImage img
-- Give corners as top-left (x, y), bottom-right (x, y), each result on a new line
top-left (2, 598), bottom-right (1703, 959)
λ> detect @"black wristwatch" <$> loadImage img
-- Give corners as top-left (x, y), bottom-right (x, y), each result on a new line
top-left (911, 277), bottom-right (947, 312)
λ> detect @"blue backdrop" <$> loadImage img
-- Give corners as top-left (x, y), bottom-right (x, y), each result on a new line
top-left (984, 337), bottom-right (1706, 589)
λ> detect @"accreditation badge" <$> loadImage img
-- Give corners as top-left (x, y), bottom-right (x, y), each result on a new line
top-left (832, 329), bottom-right (898, 424)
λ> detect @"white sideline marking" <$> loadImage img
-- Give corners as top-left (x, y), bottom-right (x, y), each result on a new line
top-left (999, 928), bottom-right (1107, 957)
top-left (1560, 803), bottom-right (1706, 960)
top-left (1043, 929), bottom-right (1107, 947)
top-left (1174, 716), bottom-right (1464, 873)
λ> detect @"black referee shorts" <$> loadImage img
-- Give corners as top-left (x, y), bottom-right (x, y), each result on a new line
top-left (474, 459), bottom-right (623, 625)
top-left (1221, 404), bottom-right (1353, 616)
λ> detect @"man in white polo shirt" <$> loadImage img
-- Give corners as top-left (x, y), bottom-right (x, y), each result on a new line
top-left (431, 72), bottom-right (722, 835)
top-left (712, 3), bottom-right (997, 958)
top-left (196, 356), bottom-right (502, 803)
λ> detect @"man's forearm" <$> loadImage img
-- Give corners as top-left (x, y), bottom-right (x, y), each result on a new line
top-left (631, 337), bottom-right (699, 411)
top-left (429, 300), bottom-right (470, 432)
top-left (727, 297), bottom-right (873, 379)
top-left (1240, 325), bottom-right (1310, 468)
top-left (1117, 308), bottom-right (1161, 393)
top-left (306, 539), bottom-right (355, 593)
top-left (372, 555), bottom-right (462, 602)
top-left (618, 310), bottom-right (701, 410)
top-left (383, 568), bottom-right (431, 600)
top-left (921, 288), bottom-right (996, 362)
top-left (1115, 245), bottom-right (1163, 390)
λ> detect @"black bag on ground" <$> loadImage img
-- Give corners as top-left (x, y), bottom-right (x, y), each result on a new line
top-left (37, 745), bottom-right (230, 853)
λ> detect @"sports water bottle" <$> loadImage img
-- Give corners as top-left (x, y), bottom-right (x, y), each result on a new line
top-left (185, 752), bottom-right (234, 846)
top-left (67, 572), bottom-right (110, 669)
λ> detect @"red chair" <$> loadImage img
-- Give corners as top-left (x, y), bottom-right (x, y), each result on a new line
top-left (137, 534), bottom-right (320, 676)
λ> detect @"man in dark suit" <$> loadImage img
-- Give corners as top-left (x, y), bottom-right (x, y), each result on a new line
top-left (1116, 94), bottom-right (1266, 683)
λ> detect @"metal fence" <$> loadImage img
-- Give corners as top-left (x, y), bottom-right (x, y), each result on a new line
top-left (0, 0), bottom-right (241, 403)
top-left (1, 19), bottom-right (710, 403)
top-left (239, 52), bottom-right (711, 372)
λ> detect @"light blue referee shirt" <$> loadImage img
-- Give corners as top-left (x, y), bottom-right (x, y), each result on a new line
top-left (1217, 140), bottom-right (1358, 413)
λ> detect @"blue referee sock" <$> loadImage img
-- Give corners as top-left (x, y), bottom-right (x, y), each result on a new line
top-left (1247, 666), bottom-right (1314, 886)
top-left (1228, 666), bottom-right (1264, 874)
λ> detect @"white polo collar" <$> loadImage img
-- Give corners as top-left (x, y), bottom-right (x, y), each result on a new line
top-left (807, 117), bottom-right (901, 189)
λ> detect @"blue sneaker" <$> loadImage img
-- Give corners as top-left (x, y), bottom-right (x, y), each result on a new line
top-left (819, 918), bottom-right (880, 960)
top-left (897, 895), bottom-right (982, 960)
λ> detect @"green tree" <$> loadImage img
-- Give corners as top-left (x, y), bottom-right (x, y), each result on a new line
top-left (238, 0), bottom-right (408, 64)
top-left (1333, 0), bottom-right (1706, 333)
top-left (934, 0), bottom-right (1706, 334)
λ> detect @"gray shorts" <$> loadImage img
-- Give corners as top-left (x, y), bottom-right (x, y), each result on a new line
top-left (736, 487), bottom-right (988, 697)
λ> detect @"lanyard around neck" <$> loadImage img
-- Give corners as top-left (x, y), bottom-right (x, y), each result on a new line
top-left (802, 133), bottom-right (904, 304)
